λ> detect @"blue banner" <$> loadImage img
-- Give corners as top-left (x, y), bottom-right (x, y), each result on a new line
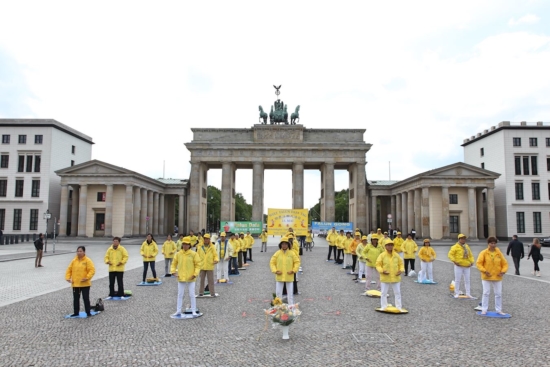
top-left (311, 221), bottom-right (354, 235)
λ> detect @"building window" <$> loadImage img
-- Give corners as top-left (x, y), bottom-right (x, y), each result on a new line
top-left (533, 212), bottom-right (542, 233)
top-left (71, 160), bottom-right (75, 166)
top-left (449, 194), bottom-right (458, 204)
top-left (31, 180), bottom-right (40, 197)
top-left (34, 155), bottom-right (41, 173)
top-left (34, 135), bottom-right (43, 144)
top-left (481, 163), bottom-right (485, 169)
top-left (69, 190), bottom-right (72, 199)
top-left (15, 179), bottom-right (24, 197)
top-left (72, 145), bottom-right (75, 154)
top-left (482, 192), bottom-right (486, 202)
top-left (25, 156), bottom-right (33, 173)
top-left (480, 148), bottom-right (484, 157)
top-left (513, 137), bottom-right (521, 147)
top-left (2, 135), bottom-right (10, 144)
top-left (0, 155), bottom-right (8, 168)
top-left (529, 137), bottom-right (538, 147)
top-left (515, 182), bottom-right (524, 200)
top-left (97, 192), bottom-right (106, 202)
top-left (547, 158), bottom-right (550, 172)
top-left (13, 209), bottom-right (22, 230)
top-left (450, 216), bottom-right (459, 233)
top-left (516, 212), bottom-right (525, 233)
top-left (523, 156), bottom-right (530, 175)
top-left (0, 179), bottom-right (6, 197)
top-left (515, 156), bottom-right (522, 175)
top-left (29, 209), bottom-right (38, 230)
top-left (18, 135), bottom-right (26, 144)
top-left (547, 138), bottom-right (550, 147)
top-left (532, 182), bottom-right (540, 200)
top-left (531, 156), bottom-right (538, 175)
top-left (0, 209), bottom-right (4, 230)
top-left (17, 156), bottom-right (24, 172)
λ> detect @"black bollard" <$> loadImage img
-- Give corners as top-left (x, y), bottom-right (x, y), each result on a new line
top-left (33, 233), bottom-right (37, 241)
top-left (15, 235), bottom-right (19, 244)
top-left (10, 235), bottom-right (14, 244)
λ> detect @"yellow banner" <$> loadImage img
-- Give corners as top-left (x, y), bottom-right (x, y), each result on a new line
top-left (267, 208), bottom-right (308, 236)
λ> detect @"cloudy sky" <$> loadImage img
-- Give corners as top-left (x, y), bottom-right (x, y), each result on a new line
top-left (1, 1), bottom-right (549, 214)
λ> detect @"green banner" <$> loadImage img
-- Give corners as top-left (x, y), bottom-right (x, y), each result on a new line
top-left (221, 221), bottom-right (263, 234)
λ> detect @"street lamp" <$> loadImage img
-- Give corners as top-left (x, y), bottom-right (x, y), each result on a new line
top-left (43, 209), bottom-right (51, 252)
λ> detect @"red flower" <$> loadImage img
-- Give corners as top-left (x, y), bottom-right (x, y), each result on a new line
top-left (281, 314), bottom-right (289, 321)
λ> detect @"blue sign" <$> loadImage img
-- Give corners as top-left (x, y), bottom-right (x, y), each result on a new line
top-left (311, 221), bottom-right (354, 235)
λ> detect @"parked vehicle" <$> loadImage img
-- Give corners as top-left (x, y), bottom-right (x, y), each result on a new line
top-left (541, 236), bottom-right (550, 247)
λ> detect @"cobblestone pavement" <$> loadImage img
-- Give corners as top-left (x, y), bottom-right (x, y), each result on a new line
top-left (0, 237), bottom-right (549, 366)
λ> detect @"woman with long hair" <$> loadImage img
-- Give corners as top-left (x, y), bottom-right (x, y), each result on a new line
top-left (527, 238), bottom-right (542, 277)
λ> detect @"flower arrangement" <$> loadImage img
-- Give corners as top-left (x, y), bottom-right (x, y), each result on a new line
top-left (265, 293), bottom-right (302, 327)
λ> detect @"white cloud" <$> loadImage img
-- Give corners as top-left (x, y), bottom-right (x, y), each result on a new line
top-left (508, 14), bottom-right (540, 26)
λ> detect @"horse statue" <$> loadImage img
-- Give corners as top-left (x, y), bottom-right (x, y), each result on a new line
top-left (258, 106), bottom-right (268, 124)
top-left (291, 105), bottom-right (300, 124)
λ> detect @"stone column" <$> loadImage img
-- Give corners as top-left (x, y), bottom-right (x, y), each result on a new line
top-left (468, 187), bottom-right (477, 239)
top-left (396, 194), bottom-right (402, 231)
top-left (133, 187), bottom-right (141, 236)
top-left (124, 185), bottom-right (133, 237)
top-left (414, 188), bottom-right (421, 236)
top-left (140, 188), bottom-right (147, 235)
top-left (104, 184), bottom-right (114, 237)
top-left (59, 184), bottom-right (69, 236)
top-left (159, 194), bottom-right (165, 235)
top-left (401, 192), bottom-right (408, 234)
top-left (487, 187), bottom-right (496, 238)
top-left (441, 186), bottom-right (450, 239)
top-left (390, 195), bottom-right (396, 231)
top-left (323, 163), bottom-right (335, 222)
top-left (178, 193), bottom-right (185, 234)
top-left (77, 184), bottom-right (88, 237)
top-left (221, 162), bottom-right (234, 222)
top-left (147, 190), bottom-right (154, 234)
top-left (355, 162), bottom-right (367, 232)
top-left (407, 190), bottom-right (414, 234)
top-left (476, 188), bottom-right (484, 239)
top-left (371, 195), bottom-right (377, 230)
top-left (153, 192), bottom-right (159, 234)
top-left (70, 185), bottom-right (79, 236)
top-left (252, 161), bottom-right (264, 221)
top-left (421, 187), bottom-right (430, 238)
top-left (292, 162), bottom-right (304, 209)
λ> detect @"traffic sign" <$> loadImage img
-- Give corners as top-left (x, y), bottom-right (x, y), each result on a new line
top-left (387, 219), bottom-right (393, 223)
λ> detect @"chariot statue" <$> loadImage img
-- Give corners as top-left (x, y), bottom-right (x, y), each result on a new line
top-left (258, 85), bottom-right (301, 125)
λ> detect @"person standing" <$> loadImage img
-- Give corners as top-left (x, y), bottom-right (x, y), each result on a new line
top-left (162, 235), bottom-right (177, 277)
top-left (270, 236), bottom-right (300, 305)
top-left (34, 233), bottom-right (44, 268)
top-left (104, 237), bottom-right (128, 298)
top-left (335, 230), bottom-right (345, 264)
top-left (171, 237), bottom-right (201, 316)
top-left (245, 231), bottom-right (254, 262)
top-left (376, 241), bottom-right (405, 311)
top-left (197, 234), bottom-right (219, 296)
top-left (402, 234), bottom-right (418, 275)
top-left (228, 233), bottom-right (240, 275)
top-left (342, 232), bottom-right (353, 269)
top-left (326, 227), bottom-right (338, 261)
top-left (506, 235), bottom-right (524, 275)
top-left (305, 230), bottom-right (313, 252)
top-left (363, 237), bottom-right (383, 291)
top-left (527, 238), bottom-right (542, 277)
top-left (418, 239), bottom-right (436, 282)
top-left (354, 235), bottom-right (368, 281)
top-left (393, 232), bottom-right (404, 259)
top-left (476, 237), bottom-right (508, 315)
top-left (350, 232), bottom-right (361, 275)
top-left (216, 232), bottom-right (231, 282)
top-left (65, 246), bottom-right (96, 317)
top-left (411, 228), bottom-right (416, 240)
top-left (239, 233), bottom-right (248, 267)
top-left (140, 234), bottom-right (158, 283)
top-left (260, 230), bottom-right (268, 252)
top-left (448, 234), bottom-right (475, 298)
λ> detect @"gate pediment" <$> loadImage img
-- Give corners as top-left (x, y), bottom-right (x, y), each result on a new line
top-left (253, 125), bottom-right (303, 143)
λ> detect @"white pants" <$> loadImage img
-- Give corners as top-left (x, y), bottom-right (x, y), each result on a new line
top-left (365, 266), bottom-right (380, 290)
top-left (261, 242), bottom-right (267, 252)
top-left (454, 265), bottom-right (471, 296)
top-left (275, 281), bottom-right (294, 305)
top-left (216, 259), bottom-right (227, 281)
top-left (380, 282), bottom-right (402, 310)
top-left (342, 253), bottom-right (349, 268)
top-left (176, 282), bottom-right (196, 313)
top-left (481, 280), bottom-right (502, 313)
top-left (421, 261), bottom-right (433, 281)
top-left (358, 262), bottom-right (366, 279)
top-left (398, 252), bottom-right (404, 259)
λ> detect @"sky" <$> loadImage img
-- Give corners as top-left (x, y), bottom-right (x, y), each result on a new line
top-left (1, 1), bottom-right (550, 214)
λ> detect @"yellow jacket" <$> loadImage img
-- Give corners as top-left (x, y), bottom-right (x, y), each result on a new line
top-left (66, 255), bottom-right (96, 287)
top-left (418, 246), bottom-right (436, 262)
top-left (162, 240), bottom-right (177, 259)
top-left (189, 235), bottom-right (198, 247)
top-left (326, 231), bottom-right (338, 245)
top-left (350, 239), bottom-right (360, 255)
top-left (448, 243), bottom-right (475, 267)
top-left (379, 236), bottom-right (391, 247)
top-left (260, 232), bottom-right (268, 242)
top-left (292, 241), bottom-right (300, 256)
top-left (306, 233), bottom-right (313, 242)
top-left (403, 239), bottom-right (418, 259)
top-left (476, 248), bottom-right (508, 281)
top-left (392, 237), bottom-right (404, 252)
top-left (238, 238), bottom-right (247, 252)
top-left (104, 245), bottom-right (128, 272)
top-left (356, 242), bottom-right (367, 262)
top-left (336, 234), bottom-right (346, 249)
top-left (229, 238), bottom-right (240, 257)
top-left (176, 239), bottom-right (184, 251)
top-left (363, 243), bottom-right (384, 268)
top-left (270, 249), bottom-right (300, 282)
top-left (140, 241), bottom-right (158, 262)
top-left (197, 243), bottom-right (219, 270)
top-left (376, 251), bottom-right (405, 283)
top-left (171, 249), bottom-right (201, 282)
top-left (216, 239), bottom-right (232, 260)
top-left (245, 235), bottom-right (255, 249)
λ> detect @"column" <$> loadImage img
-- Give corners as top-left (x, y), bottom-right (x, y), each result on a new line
top-left (77, 184), bottom-right (88, 237)
top-left (292, 162), bottom-right (304, 209)
top-left (414, 188), bottom-right (422, 237)
top-left (441, 186), bottom-right (450, 239)
top-left (468, 187), bottom-right (477, 239)
top-left (70, 186), bottom-right (79, 236)
top-left (159, 194), bottom-right (165, 235)
top-left (221, 162), bottom-right (234, 222)
top-left (124, 185), bottom-right (133, 237)
top-left (396, 193), bottom-right (402, 232)
top-left (140, 188), bottom-right (147, 235)
top-left (153, 192), bottom-right (159, 234)
top-left (147, 190), bottom-right (153, 234)
top-left (390, 195), bottom-right (396, 232)
top-left (421, 187), bottom-right (430, 238)
top-left (322, 163), bottom-right (335, 222)
top-left (252, 161), bottom-right (264, 221)
top-left (178, 193), bottom-right (185, 234)
top-left (371, 195), bottom-right (377, 230)
top-left (407, 190), bottom-right (414, 234)
top-left (133, 187), bottom-right (141, 236)
top-left (59, 185), bottom-right (69, 236)
top-left (355, 162), bottom-right (367, 232)
top-left (487, 187), bottom-right (496, 238)
top-left (104, 184), bottom-right (114, 237)
top-left (401, 192), bottom-right (408, 234)
top-left (476, 188), bottom-right (485, 239)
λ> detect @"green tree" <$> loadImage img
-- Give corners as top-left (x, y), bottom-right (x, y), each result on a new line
top-left (207, 186), bottom-right (221, 232)
top-left (308, 201), bottom-right (321, 224)
top-left (308, 189), bottom-right (349, 224)
top-left (234, 193), bottom-right (252, 221)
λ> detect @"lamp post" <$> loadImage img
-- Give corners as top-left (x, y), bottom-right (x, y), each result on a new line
top-left (43, 209), bottom-right (51, 253)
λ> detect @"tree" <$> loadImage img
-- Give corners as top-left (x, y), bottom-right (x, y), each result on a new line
top-left (308, 189), bottom-right (349, 224)
top-left (207, 186), bottom-right (221, 232)
top-left (234, 193), bottom-right (252, 221)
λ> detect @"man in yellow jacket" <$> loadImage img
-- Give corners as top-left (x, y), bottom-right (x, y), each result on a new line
top-left (363, 237), bottom-right (383, 291)
top-left (326, 227), bottom-right (338, 261)
top-left (342, 232), bottom-right (353, 269)
top-left (270, 236), bottom-right (300, 305)
top-left (229, 233), bottom-right (240, 275)
top-left (245, 231), bottom-right (255, 262)
top-left (104, 237), bottom-right (129, 298)
top-left (376, 241), bottom-right (405, 311)
top-left (140, 234), bottom-right (158, 284)
top-left (336, 230), bottom-right (346, 265)
top-left (238, 233), bottom-right (248, 267)
top-left (216, 232), bottom-right (232, 282)
top-left (392, 232), bottom-right (404, 258)
top-left (402, 234), bottom-right (418, 276)
top-left (448, 234), bottom-right (475, 298)
top-left (197, 234), bottom-right (219, 297)
top-left (171, 236), bottom-right (201, 316)
top-left (476, 237), bottom-right (508, 315)
top-left (260, 230), bottom-right (268, 252)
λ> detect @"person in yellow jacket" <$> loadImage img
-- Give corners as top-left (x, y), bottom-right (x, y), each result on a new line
top-left (326, 227), bottom-right (338, 261)
top-left (363, 237), bottom-right (384, 290)
top-left (197, 234), bottom-right (219, 296)
top-left (189, 230), bottom-right (198, 248)
top-left (342, 232), bottom-right (354, 269)
top-left (245, 231), bottom-right (255, 262)
top-left (140, 233), bottom-right (158, 283)
top-left (66, 246), bottom-right (96, 317)
top-left (349, 232), bottom-right (361, 274)
top-left (270, 236), bottom-right (300, 305)
top-left (260, 230), bottom-right (268, 252)
top-left (335, 230), bottom-right (346, 264)
top-left (379, 232), bottom-right (391, 247)
top-left (354, 235), bottom-right (368, 281)
top-left (372, 228), bottom-right (383, 243)
top-left (376, 241), bottom-right (405, 311)
top-left (393, 232), bottom-right (404, 258)
top-left (194, 232), bottom-right (203, 251)
top-left (216, 232), bottom-right (232, 282)
top-left (418, 239), bottom-right (436, 282)
top-left (104, 237), bottom-right (128, 298)
top-left (229, 233), bottom-right (240, 275)
top-left (402, 234), bottom-right (418, 276)
top-left (448, 234), bottom-right (475, 298)
top-left (176, 234), bottom-right (185, 251)
top-left (476, 237), bottom-right (508, 315)
top-left (305, 230), bottom-right (313, 252)
top-left (171, 237), bottom-right (201, 316)
top-left (238, 233), bottom-right (248, 267)
top-left (162, 234), bottom-right (177, 277)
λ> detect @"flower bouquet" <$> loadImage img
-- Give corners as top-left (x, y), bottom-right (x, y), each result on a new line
top-left (264, 294), bottom-right (302, 339)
